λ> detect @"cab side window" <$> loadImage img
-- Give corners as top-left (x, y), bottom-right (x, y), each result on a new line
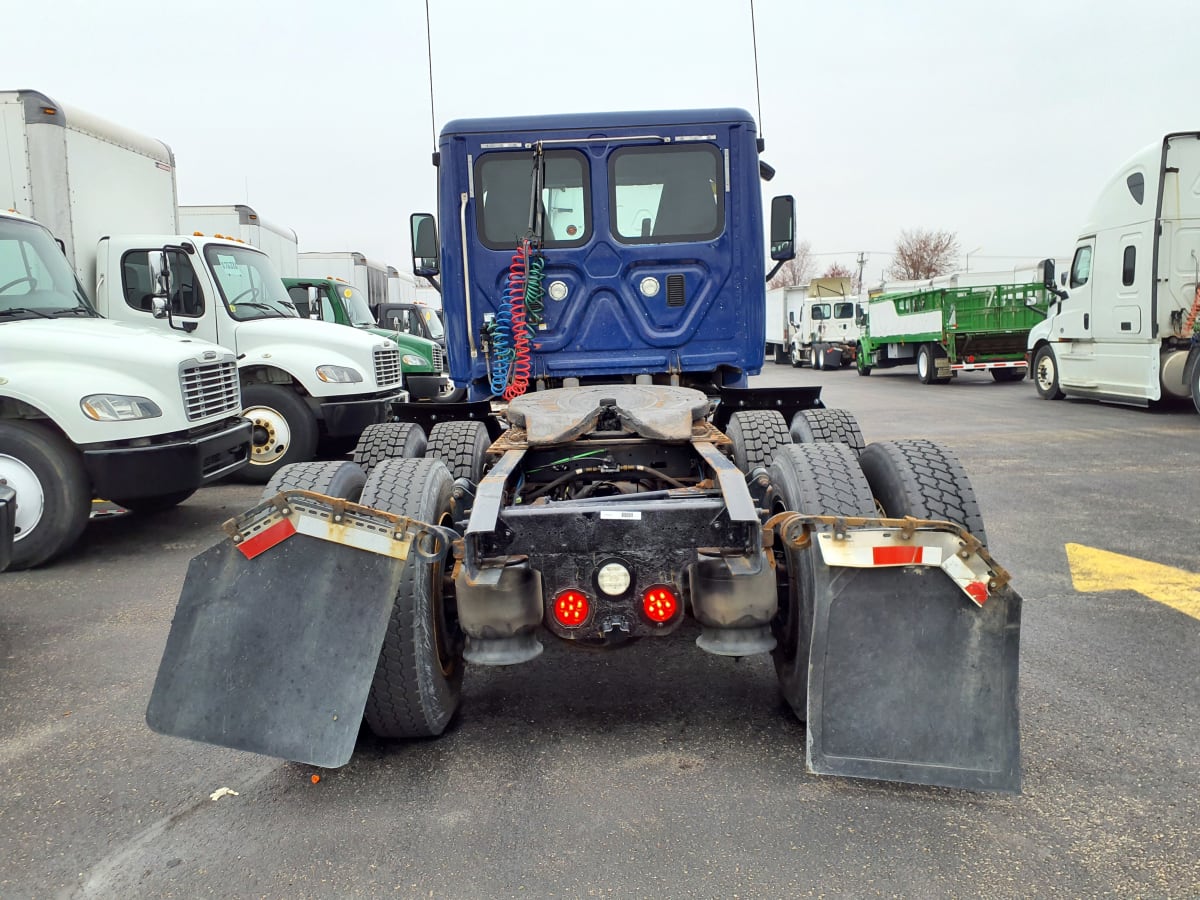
top-left (1070, 245), bottom-right (1093, 289)
top-left (288, 285), bottom-right (313, 318)
top-left (121, 250), bottom-right (204, 315)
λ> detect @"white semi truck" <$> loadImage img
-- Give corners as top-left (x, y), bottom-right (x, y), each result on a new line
top-left (0, 209), bottom-right (251, 568)
top-left (1028, 132), bottom-right (1200, 410)
top-left (0, 89), bottom-right (407, 483)
top-left (178, 205), bottom-right (300, 277)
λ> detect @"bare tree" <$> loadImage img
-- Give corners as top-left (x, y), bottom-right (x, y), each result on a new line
top-left (822, 262), bottom-right (853, 279)
top-left (886, 229), bottom-right (959, 280)
top-left (768, 240), bottom-right (814, 289)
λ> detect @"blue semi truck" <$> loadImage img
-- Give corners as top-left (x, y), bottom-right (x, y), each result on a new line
top-left (148, 109), bottom-right (1022, 792)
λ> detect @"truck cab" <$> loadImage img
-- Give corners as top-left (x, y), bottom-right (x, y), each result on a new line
top-left (1028, 132), bottom-right (1200, 408)
top-left (0, 210), bottom-right (250, 568)
top-left (426, 109), bottom-right (778, 400)
top-left (283, 276), bottom-right (449, 400)
top-left (92, 235), bottom-right (406, 480)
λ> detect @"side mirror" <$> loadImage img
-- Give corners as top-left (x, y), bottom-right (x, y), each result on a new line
top-left (151, 296), bottom-right (169, 319)
top-left (769, 195), bottom-right (796, 262)
top-left (1040, 258), bottom-right (1056, 291)
top-left (148, 250), bottom-right (170, 299)
top-left (1060, 272), bottom-right (1067, 287)
top-left (788, 311), bottom-right (796, 326)
top-left (411, 213), bottom-right (440, 277)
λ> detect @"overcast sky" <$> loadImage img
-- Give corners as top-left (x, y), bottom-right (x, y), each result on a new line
top-left (8, 0), bottom-right (1194, 283)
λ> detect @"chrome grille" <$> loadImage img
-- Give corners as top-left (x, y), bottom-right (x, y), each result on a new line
top-left (431, 344), bottom-right (445, 373)
top-left (374, 347), bottom-right (402, 387)
top-left (180, 360), bottom-right (241, 421)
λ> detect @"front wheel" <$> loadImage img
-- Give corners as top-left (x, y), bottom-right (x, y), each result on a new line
top-left (856, 344), bottom-right (872, 376)
top-left (360, 457), bottom-right (463, 739)
top-left (790, 346), bottom-right (804, 368)
top-left (1033, 345), bottom-right (1066, 400)
top-left (0, 421), bottom-right (90, 569)
top-left (1191, 353), bottom-right (1200, 415)
top-left (239, 383), bottom-right (320, 484)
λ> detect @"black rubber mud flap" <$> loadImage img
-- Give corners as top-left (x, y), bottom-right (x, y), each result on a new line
top-left (146, 534), bottom-right (405, 767)
top-left (806, 565), bottom-right (1021, 792)
top-left (0, 484), bottom-right (14, 572)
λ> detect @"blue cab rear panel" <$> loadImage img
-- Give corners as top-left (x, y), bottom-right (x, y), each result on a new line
top-left (434, 109), bottom-right (767, 400)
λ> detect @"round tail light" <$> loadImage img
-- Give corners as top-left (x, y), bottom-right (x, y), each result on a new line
top-left (642, 585), bottom-right (679, 624)
top-left (553, 589), bottom-right (589, 627)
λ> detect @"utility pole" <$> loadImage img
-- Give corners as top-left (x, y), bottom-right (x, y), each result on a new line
top-left (856, 251), bottom-right (868, 294)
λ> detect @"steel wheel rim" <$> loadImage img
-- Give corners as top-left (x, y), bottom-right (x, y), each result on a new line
top-left (0, 453), bottom-right (44, 542)
top-left (1036, 354), bottom-right (1055, 392)
top-left (917, 348), bottom-right (929, 379)
top-left (244, 405), bottom-right (292, 465)
top-left (431, 509), bottom-right (460, 677)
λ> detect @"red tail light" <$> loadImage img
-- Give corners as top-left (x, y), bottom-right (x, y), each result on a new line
top-left (642, 585), bottom-right (679, 623)
top-left (553, 589), bottom-right (589, 627)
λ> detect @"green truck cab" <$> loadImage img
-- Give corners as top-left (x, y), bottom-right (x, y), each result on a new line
top-left (283, 277), bottom-right (446, 400)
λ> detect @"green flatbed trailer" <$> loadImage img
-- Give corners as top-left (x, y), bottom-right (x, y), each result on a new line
top-left (857, 282), bottom-right (1049, 384)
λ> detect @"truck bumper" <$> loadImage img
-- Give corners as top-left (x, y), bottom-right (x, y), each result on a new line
top-left (81, 417), bottom-right (252, 499)
top-left (404, 373), bottom-right (446, 401)
top-left (319, 390), bottom-right (409, 438)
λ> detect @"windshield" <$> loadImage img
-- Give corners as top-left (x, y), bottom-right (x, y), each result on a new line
top-left (0, 217), bottom-right (95, 320)
top-left (341, 285), bottom-right (375, 327)
top-left (202, 244), bottom-right (297, 321)
top-left (419, 306), bottom-right (444, 339)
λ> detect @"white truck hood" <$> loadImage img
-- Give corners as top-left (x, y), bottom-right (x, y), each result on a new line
top-left (0, 318), bottom-right (239, 444)
top-left (232, 318), bottom-right (399, 394)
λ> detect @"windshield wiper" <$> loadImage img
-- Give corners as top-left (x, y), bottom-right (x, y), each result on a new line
top-left (50, 306), bottom-right (97, 317)
top-left (0, 307), bottom-right (54, 319)
top-left (232, 301), bottom-right (287, 317)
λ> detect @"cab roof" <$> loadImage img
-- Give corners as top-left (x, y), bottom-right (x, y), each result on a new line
top-left (440, 108), bottom-right (756, 139)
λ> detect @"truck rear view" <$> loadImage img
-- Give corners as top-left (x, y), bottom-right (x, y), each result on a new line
top-left (149, 109), bottom-right (1022, 793)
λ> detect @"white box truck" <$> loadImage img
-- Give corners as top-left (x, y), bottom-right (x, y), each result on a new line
top-left (178, 204), bottom-right (299, 277)
top-left (1028, 132), bottom-right (1200, 410)
top-left (298, 251), bottom-right (391, 313)
top-left (0, 89), bottom-right (408, 483)
top-left (0, 208), bottom-right (251, 569)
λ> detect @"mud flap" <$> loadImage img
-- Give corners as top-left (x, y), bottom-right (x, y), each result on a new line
top-left (146, 534), bottom-right (404, 767)
top-left (806, 564), bottom-right (1021, 792)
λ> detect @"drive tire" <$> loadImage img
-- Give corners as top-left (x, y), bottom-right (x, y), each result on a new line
top-left (1033, 345), bottom-right (1066, 400)
top-left (859, 439), bottom-right (987, 546)
top-left (360, 457), bottom-right (463, 739)
top-left (768, 443), bottom-right (875, 720)
top-left (425, 420), bottom-right (490, 482)
top-left (726, 410), bottom-right (790, 472)
top-left (112, 490), bottom-right (196, 514)
top-left (791, 346), bottom-right (804, 368)
top-left (240, 383), bottom-right (319, 484)
top-left (788, 408), bottom-right (865, 455)
top-left (352, 423), bottom-right (427, 479)
top-left (0, 420), bottom-right (90, 570)
top-left (260, 459), bottom-right (366, 503)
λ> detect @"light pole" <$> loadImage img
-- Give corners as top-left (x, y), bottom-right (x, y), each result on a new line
top-left (964, 246), bottom-right (982, 273)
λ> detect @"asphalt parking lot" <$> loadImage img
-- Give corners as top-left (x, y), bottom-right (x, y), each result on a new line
top-left (2, 364), bottom-right (1198, 899)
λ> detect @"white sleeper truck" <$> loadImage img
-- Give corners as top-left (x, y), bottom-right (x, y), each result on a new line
top-left (0, 89), bottom-right (407, 483)
top-left (0, 209), bottom-right (250, 568)
top-left (1029, 132), bottom-right (1200, 409)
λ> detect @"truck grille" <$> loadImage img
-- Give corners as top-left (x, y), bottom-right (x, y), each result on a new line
top-left (431, 344), bottom-right (445, 373)
top-left (374, 347), bottom-right (402, 387)
top-left (180, 360), bottom-right (241, 421)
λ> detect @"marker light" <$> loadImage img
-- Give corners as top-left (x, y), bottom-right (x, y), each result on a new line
top-left (596, 562), bottom-right (631, 596)
top-left (547, 280), bottom-right (568, 301)
top-left (642, 585), bottom-right (679, 624)
top-left (553, 589), bottom-right (589, 627)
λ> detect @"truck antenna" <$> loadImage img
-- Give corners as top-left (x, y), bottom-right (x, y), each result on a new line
top-left (750, 0), bottom-right (765, 152)
top-left (424, 0), bottom-right (439, 159)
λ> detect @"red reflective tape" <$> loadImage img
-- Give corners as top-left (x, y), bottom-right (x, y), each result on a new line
top-left (872, 545), bottom-right (924, 565)
top-left (236, 518), bottom-right (296, 559)
top-left (965, 581), bottom-right (989, 606)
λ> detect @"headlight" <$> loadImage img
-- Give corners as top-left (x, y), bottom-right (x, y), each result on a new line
top-left (315, 365), bottom-right (364, 383)
top-left (80, 394), bottom-right (162, 421)
top-left (400, 354), bottom-right (428, 368)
